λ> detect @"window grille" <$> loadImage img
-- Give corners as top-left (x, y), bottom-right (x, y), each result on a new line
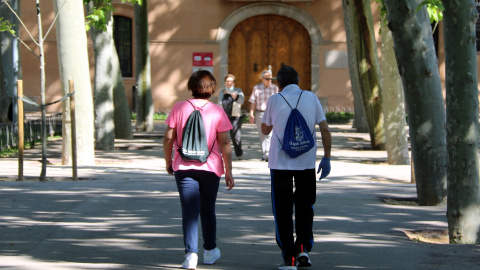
top-left (113, 16), bottom-right (133, 77)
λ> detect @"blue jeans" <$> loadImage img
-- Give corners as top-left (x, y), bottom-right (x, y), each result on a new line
top-left (175, 170), bottom-right (220, 254)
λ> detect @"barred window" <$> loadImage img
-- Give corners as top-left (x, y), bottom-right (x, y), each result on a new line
top-left (113, 15), bottom-right (133, 77)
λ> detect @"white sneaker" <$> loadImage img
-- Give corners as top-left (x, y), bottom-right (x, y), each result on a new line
top-left (203, 247), bottom-right (221, 264)
top-left (297, 252), bottom-right (312, 268)
top-left (279, 257), bottom-right (297, 270)
top-left (182, 253), bottom-right (197, 269)
top-left (279, 263), bottom-right (297, 270)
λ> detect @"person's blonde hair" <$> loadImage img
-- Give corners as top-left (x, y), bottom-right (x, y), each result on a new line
top-left (225, 74), bottom-right (236, 82)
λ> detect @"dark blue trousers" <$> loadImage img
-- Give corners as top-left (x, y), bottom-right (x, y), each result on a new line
top-left (270, 169), bottom-right (316, 261)
top-left (175, 170), bottom-right (220, 254)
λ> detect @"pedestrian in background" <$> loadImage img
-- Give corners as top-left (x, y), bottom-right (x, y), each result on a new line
top-left (248, 70), bottom-right (279, 161)
top-left (261, 65), bottom-right (332, 270)
top-left (163, 70), bottom-right (235, 270)
top-left (218, 74), bottom-right (245, 160)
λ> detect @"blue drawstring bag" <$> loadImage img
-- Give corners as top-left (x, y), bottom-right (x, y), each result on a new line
top-left (277, 91), bottom-right (315, 158)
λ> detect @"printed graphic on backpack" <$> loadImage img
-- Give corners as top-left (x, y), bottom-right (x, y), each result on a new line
top-left (177, 100), bottom-right (215, 162)
top-left (277, 91), bottom-right (315, 158)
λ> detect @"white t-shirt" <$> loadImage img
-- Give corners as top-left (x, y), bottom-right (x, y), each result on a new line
top-left (262, 84), bottom-right (326, 170)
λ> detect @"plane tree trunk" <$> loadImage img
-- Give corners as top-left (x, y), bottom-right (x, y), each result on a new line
top-left (380, 17), bottom-right (410, 165)
top-left (384, 0), bottom-right (447, 206)
top-left (53, 0), bottom-right (95, 165)
top-left (134, 1), bottom-right (154, 132)
top-left (443, 0), bottom-right (480, 244)
top-left (344, 0), bottom-right (385, 149)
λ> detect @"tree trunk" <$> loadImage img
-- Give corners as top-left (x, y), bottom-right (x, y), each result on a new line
top-left (37, 0), bottom-right (48, 180)
top-left (380, 19), bottom-right (410, 165)
top-left (53, 0), bottom-right (95, 166)
top-left (347, 0), bottom-right (385, 149)
top-left (384, 0), bottom-right (447, 206)
top-left (112, 42), bottom-right (133, 139)
top-left (0, 32), bottom-right (11, 123)
top-left (90, 4), bottom-right (116, 151)
top-left (134, 1), bottom-right (154, 132)
top-left (0, 0), bottom-right (21, 124)
top-left (0, 46), bottom-right (5, 123)
top-left (443, 0), bottom-right (480, 244)
top-left (341, 0), bottom-right (369, 133)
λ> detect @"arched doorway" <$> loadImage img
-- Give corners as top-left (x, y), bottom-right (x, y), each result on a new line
top-left (228, 15), bottom-right (311, 104)
top-left (217, 2), bottom-right (324, 100)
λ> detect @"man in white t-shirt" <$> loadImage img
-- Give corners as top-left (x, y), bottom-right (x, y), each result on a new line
top-left (261, 65), bottom-right (332, 270)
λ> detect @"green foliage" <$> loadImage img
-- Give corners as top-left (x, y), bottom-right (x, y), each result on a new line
top-left (84, 0), bottom-right (116, 31)
top-left (1, 141), bottom-right (33, 158)
top-left (325, 112), bottom-right (354, 123)
top-left (417, 0), bottom-right (444, 23)
top-left (153, 112), bottom-right (168, 121)
top-left (131, 112), bottom-right (168, 121)
top-left (375, 0), bottom-right (445, 27)
top-left (374, 0), bottom-right (388, 25)
top-left (0, 17), bottom-right (15, 35)
top-left (84, 0), bottom-right (142, 31)
top-left (84, 2), bottom-right (115, 31)
top-left (0, 147), bottom-right (18, 158)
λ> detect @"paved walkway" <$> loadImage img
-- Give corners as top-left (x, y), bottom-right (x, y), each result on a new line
top-left (0, 122), bottom-right (479, 269)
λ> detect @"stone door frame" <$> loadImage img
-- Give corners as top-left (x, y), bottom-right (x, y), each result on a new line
top-left (217, 2), bottom-right (324, 93)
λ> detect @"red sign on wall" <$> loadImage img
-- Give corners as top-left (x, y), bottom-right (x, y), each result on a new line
top-left (193, 52), bottom-right (213, 66)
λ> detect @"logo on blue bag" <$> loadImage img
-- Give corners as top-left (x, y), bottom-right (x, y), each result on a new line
top-left (295, 126), bottom-right (304, 142)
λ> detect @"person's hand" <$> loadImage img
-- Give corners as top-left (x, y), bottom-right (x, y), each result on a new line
top-left (225, 172), bottom-right (235, 191)
top-left (249, 114), bottom-right (255, 124)
top-left (317, 157), bottom-right (331, 180)
top-left (167, 165), bottom-right (174, 175)
top-left (231, 92), bottom-right (238, 99)
top-left (165, 161), bottom-right (174, 175)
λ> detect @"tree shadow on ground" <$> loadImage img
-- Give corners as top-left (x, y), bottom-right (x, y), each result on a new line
top-left (1, 173), bottom-right (479, 269)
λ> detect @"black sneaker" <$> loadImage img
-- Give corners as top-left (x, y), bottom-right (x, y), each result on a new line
top-left (297, 252), bottom-right (312, 268)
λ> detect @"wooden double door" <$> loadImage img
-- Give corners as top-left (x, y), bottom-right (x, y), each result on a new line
top-left (228, 15), bottom-right (311, 107)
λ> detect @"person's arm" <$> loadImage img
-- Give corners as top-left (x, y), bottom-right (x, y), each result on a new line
top-left (261, 123), bottom-right (273, 135)
top-left (218, 89), bottom-right (224, 105)
top-left (163, 126), bottom-right (176, 175)
top-left (218, 131), bottom-right (235, 191)
top-left (319, 120), bottom-right (331, 158)
top-left (233, 88), bottom-right (245, 104)
top-left (317, 120), bottom-right (332, 180)
top-left (249, 102), bottom-right (256, 124)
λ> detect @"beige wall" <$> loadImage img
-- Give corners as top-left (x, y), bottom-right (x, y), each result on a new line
top-left (145, 0), bottom-right (358, 112)
top-left (18, 0), bottom-right (475, 115)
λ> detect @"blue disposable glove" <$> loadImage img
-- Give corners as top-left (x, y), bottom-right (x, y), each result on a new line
top-left (317, 157), bottom-right (331, 180)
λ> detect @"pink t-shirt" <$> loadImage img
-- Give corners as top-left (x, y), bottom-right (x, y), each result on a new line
top-left (165, 99), bottom-right (233, 177)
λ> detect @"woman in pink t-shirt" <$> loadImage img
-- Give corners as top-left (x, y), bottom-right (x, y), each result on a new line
top-left (163, 70), bottom-right (234, 269)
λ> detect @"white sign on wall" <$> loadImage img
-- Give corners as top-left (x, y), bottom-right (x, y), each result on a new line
top-left (193, 66), bottom-right (214, 74)
top-left (325, 50), bottom-right (349, 69)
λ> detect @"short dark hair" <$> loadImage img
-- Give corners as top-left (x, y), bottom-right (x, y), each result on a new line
top-left (187, 70), bottom-right (217, 99)
top-left (276, 65), bottom-right (299, 89)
